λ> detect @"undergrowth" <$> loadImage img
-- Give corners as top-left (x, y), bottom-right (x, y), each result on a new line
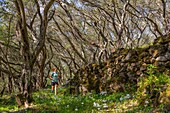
top-left (0, 64), bottom-right (169, 113)
top-left (0, 88), bottom-right (166, 113)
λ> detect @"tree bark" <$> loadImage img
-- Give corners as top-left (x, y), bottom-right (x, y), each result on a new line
top-left (38, 48), bottom-right (47, 88)
top-left (14, 0), bottom-right (55, 107)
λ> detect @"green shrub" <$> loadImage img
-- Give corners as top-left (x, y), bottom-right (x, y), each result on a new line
top-left (136, 64), bottom-right (170, 108)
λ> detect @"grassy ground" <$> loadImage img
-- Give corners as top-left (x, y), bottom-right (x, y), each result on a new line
top-left (0, 86), bottom-right (166, 113)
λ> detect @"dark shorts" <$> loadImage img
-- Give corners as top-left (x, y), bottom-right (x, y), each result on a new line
top-left (51, 82), bottom-right (59, 86)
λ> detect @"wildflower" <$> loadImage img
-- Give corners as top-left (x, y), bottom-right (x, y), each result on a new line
top-left (89, 92), bottom-right (92, 95)
top-left (75, 108), bottom-right (78, 111)
top-left (100, 91), bottom-right (107, 95)
top-left (103, 103), bottom-right (108, 109)
top-left (124, 94), bottom-right (131, 99)
top-left (66, 105), bottom-right (69, 108)
top-left (145, 100), bottom-right (149, 104)
top-left (102, 100), bottom-right (108, 103)
top-left (126, 94), bottom-right (130, 97)
top-left (93, 102), bottom-right (101, 107)
top-left (119, 97), bottom-right (124, 101)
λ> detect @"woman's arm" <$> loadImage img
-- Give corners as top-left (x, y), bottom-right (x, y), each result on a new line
top-left (49, 73), bottom-right (53, 80)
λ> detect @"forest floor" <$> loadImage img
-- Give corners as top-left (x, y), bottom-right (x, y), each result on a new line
top-left (0, 86), bottom-right (166, 113)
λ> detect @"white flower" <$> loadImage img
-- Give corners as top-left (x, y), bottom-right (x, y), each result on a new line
top-left (145, 100), bottom-right (149, 104)
top-left (126, 94), bottom-right (130, 97)
top-left (89, 92), bottom-right (92, 95)
top-left (81, 102), bottom-right (84, 105)
top-left (93, 102), bottom-right (101, 107)
top-left (75, 108), bottom-right (78, 111)
top-left (103, 103), bottom-right (108, 108)
top-left (100, 91), bottom-right (107, 95)
top-left (124, 94), bottom-right (131, 99)
top-left (66, 105), bottom-right (69, 108)
top-left (89, 96), bottom-right (93, 99)
top-left (119, 97), bottom-right (124, 101)
top-left (102, 100), bottom-right (108, 103)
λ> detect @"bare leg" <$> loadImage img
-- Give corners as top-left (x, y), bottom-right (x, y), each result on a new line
top-left (52, 86), bottom-right (54, 91)
top-left (55, 84), bottom-right (58, 95)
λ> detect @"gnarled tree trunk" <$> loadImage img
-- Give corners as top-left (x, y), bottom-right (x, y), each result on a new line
top-left (14, 0), bottom-right (55, 107)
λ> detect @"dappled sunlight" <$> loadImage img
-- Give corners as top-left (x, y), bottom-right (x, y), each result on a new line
top-left (0, 86), bottom-right (168, 112)
top-left (0, 0), bottom-right (170, 112)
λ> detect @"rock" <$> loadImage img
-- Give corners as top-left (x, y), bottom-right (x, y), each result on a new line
top-left (127, 72), bottom-right (134, 78)
top-left (139, 52), bottom-right (149, 59)
top-left (140, 63), bottom-right (147, 71)
top-left (119, 72), bottom-right (126, 77)
top-left (127, 66), bottom-right (133, 71)
top-left (136, 71), bottom-right (142, 75)
top-left (168, 43), bottom-right (170, 50)
top-left (165, 52), bottom-right (170, 60)
top-left (125, 52), bottom-right (132, 61)
top-left (149, 48), bottom-right (154, 55)
top-left (150, 58), bottom-right (156, 63)
top-left (69, 34), bottom-right (170, 96)
top-left (131, 63), bottom-right (136, 67)
top-left (79, 84), bottom-right (88, 95)
top-left (165, 61), bottom-right (170, 69)
top-left (156, 56), bottom-right (168, 62)
top-left (153, 50), bottom-right (159, 58)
